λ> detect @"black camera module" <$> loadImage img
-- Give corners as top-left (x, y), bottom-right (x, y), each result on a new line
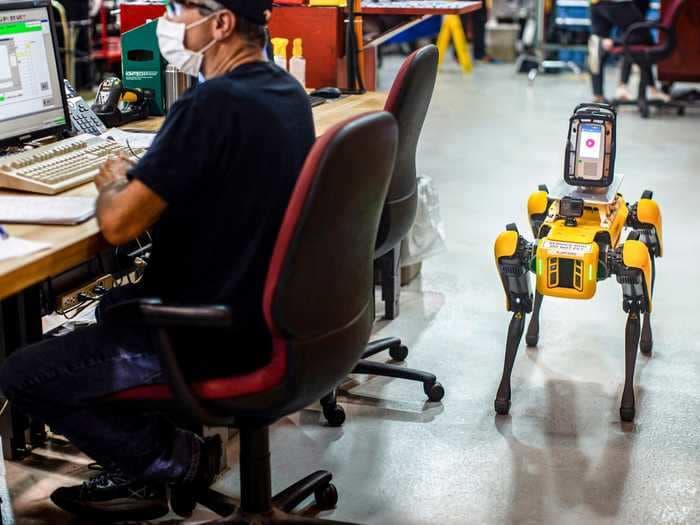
top-left (560, 197), bottom-right (584, 225)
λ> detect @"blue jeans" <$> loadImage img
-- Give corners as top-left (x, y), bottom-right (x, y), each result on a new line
top-left (0, 285), bottom-right (200, 483)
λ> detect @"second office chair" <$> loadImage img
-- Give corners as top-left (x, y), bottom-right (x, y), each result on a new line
top-left (322, 45), bottom-right (444, 426)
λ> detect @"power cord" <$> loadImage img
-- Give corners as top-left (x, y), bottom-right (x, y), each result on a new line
top-left (345, 0), bottom-right (366, 94)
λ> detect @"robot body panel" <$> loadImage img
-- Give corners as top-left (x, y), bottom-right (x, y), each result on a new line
top-left (635, 198), bottom-right (664, 256)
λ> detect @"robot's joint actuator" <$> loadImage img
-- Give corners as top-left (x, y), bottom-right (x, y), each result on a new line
top-left (494, 227), bottom-right (534, 313)
top-left (608, 240), bottom-right (653, 314)
top-left (627, 192), bottom-right (663, 257)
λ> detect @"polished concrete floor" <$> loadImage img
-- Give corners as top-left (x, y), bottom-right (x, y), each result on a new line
top-left (6, 58), bottom-right (700, 524)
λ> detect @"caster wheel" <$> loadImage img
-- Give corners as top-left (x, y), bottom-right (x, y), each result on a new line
top-left (678, 106), bottom-right (685, 116)
top-left (640, 339), bottom-right (653, 356)
top-left (640, 103), bottom-right (650, 118)
top-left (494, 398), bottom-right (510, 415)
top-left (525, 334), bottom-right (539, 348)
top-left (170, 488), bottom-right (196, 518)
top-left (389, 345), bottom-right (409, 362)
top-left (323, 404), bottom-right (346, 427)
top-left (424, 381), bottom-right (445, 402)
top-left (314, 483), bottom-right (338, 509)
top-left (620, 406), bottom-right (635, 422)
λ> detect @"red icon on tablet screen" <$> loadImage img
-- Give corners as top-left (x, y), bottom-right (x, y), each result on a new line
top-left (586, 138), bottom-right (596, 148)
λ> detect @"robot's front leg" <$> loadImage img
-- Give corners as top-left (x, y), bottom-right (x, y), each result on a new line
top-left (494, 224), bottom-right (534, 415)
top-left (610, 239), bottom-right (654, 422)
top-left (628, 190), bottom-right (663, 356)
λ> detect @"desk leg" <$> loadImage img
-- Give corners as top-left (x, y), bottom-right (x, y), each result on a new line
top-left (0, 286), bottom-right (44, 460)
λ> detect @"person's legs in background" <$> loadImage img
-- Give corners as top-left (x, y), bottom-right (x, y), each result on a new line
top-left (461, 4), bottom-right (491, 62)
top-left (600, 2), bottom-right (669, 102)
top-left (589, 3), bottom-right (613, 102)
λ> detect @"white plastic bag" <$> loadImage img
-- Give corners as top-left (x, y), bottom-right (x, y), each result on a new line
top-left (401, 175), bottom-right (447, 267)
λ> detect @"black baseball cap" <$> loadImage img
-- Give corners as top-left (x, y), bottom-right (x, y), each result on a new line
top-left (217, 0), bottom-right (272, 24)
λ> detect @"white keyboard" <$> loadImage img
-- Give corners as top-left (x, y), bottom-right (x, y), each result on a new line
top-left (0, 135), bottom-right (143, 195)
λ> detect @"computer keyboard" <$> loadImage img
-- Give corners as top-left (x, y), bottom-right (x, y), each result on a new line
top-left (0, 135), bottom-right (143, 195)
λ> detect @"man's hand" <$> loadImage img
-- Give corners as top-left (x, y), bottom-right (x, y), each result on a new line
top-left (95, 153), bottom-right (135, 192)
top-left (95, 154), bottom-right (167, 246)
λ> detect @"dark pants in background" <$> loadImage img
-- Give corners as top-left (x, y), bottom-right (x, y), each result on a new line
top-left (462, 4), bottom-right (488, 60)
top-left (590, 1), bottom-right (655, 97)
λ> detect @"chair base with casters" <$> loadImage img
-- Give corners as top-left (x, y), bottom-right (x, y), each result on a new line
top-left (611, 67), bottom-right (685, 118)
top-left (321, 336), bottom-right (445, 427)
top-left (167, 425), bottom-right (357, 524)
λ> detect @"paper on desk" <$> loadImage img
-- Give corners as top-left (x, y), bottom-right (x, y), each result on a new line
top-left (101, 128), bottom-right (156, 150)
top-left (0, 236), bottom-right (51, 262)
top-left (0, 196), bottom-right (95, 225)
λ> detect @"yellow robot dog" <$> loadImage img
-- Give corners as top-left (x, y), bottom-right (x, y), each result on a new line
top-left (493, 103), bottom-right (662, 422)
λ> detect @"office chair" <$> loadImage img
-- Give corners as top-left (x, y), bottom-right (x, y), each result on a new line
top-left (610, 0), bottom-right (687, 118)
top-left (102, 111), bottom-right (399, 524)
top-left (321, 45), bottom-right (444, 427)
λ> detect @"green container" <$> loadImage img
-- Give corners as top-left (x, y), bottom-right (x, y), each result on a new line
top-left (121, 20), bottom-right (165, 116)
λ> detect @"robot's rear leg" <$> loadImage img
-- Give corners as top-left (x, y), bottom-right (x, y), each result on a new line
top-left (621, 311), bottom-right (641, 422)
top-left (526, 291), bottom-right (543, 347)
top-left (495, 312), bottom-right (526, 415)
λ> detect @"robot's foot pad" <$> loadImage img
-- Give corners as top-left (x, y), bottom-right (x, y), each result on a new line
top-left (494, 398), bottom-right (511, 415)
top-left (620, 406), bottom-right (636, 422)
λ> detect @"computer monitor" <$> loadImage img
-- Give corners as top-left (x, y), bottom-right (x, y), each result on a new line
top-left (0, 0), bottom-right (70, 149)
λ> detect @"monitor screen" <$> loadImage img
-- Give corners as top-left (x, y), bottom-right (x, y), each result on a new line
top-left (0, 3), bottom-right (67, 145)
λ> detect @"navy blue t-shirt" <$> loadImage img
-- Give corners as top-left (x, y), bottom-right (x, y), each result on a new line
top-left (128, 61), bottom-right (315, 377)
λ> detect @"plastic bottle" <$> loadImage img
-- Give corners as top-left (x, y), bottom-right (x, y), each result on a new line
top-left (289, 38), bottom-right (306, 87)
top-left (270, 37), bottom-right (289, 71)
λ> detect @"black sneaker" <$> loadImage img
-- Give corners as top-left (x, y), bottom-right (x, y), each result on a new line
top-left (170, 435), bottom-right (223, 517)
top-left (50, 467), bottom-right (169, 521)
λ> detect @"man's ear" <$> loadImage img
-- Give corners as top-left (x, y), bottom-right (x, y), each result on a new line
top-left (213, 10), bottom-right (236, 40)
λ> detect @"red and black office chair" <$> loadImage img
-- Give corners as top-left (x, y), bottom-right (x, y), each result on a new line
top-left (103, 111), bottom-right (399, 524)
top-left (610, 0), bottom-right (687, 118)
top-left (321, 45), bottom-right (444, 427)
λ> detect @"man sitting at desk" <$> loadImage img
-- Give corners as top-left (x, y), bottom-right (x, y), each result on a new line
top-left (0, 0), bottom-right (315, 520)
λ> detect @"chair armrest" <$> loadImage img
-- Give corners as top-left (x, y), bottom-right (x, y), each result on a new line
top-left (104, 298), bottom-right (236, 426)
top-left (103, 298), bottom-right (233, 328)
top-left (621, 21), bottom-right (670, 47)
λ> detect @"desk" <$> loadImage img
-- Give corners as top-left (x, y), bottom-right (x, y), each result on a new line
top-left (0, 92), bottom-right (387, 459)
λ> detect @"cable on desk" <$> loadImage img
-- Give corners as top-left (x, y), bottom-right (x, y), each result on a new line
top-left (126, 139), bottom-right (143, 160)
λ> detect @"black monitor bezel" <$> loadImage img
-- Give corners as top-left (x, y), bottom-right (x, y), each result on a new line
top-left (0, 0), bottom-right (71, 150)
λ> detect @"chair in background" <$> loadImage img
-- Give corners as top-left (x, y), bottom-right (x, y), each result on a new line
top-left (610, 0), bottom-right (688, 118)
top-left (322, 45), bottom-right (445, 427)
top-left (104, 111), bottom-right (399, 524)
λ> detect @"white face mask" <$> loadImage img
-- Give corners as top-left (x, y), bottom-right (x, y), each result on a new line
top-left (156, 12), bottom-right (220, 77)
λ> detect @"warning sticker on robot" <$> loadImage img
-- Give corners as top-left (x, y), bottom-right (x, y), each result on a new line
top-left (542, 240), bottom-right (591, 257)
top-left (579, 124), bottom-right (602, 159)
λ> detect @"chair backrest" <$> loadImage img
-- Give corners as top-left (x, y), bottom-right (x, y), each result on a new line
top-left (376, 44), bottom-right (438, 257)
top-left (261, 111), bottom-right (398, 412)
